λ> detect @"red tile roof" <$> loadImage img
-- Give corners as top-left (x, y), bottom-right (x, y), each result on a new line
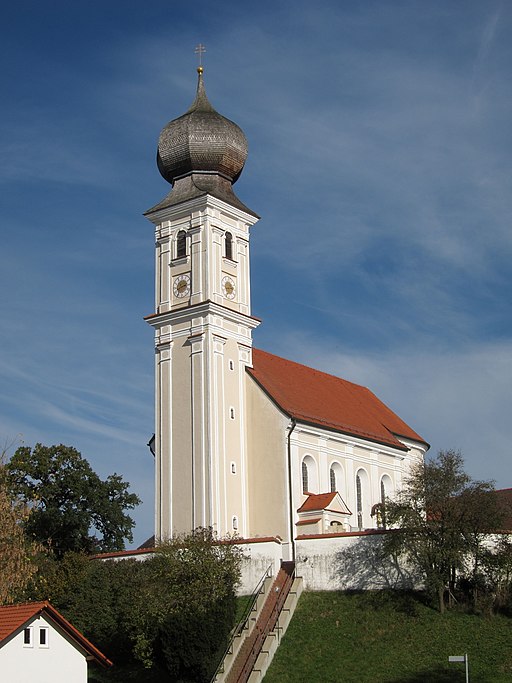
top-left (0, 602), bottom-right (112, 668)
top-left (297, 492), bottom-right (337, 513)
top-left (248, 348), bottom-right (426, 450)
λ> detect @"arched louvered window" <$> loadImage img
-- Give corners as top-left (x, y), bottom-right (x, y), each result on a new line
top-left (225, 232), bottom-right (233, 260)
top-left (176, 230), bottom-right (187, 259)
top-left (330, 466), bottom-right (336, 493)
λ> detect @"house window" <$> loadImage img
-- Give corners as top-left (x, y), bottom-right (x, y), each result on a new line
top-left (232, 515), bottom-right (238, 531)
top-left (301, 460), bottom-right (308, 494)
top-left (23, 627), bottom-right (32, 646)
top-left (176, 230), bottom-right (187, 259)
top-left (39, 627), bottom-right (49, 647)
top-left (225, 232), bottom-right (233, 260)
top-left (356, 474), bottom-right (363, 530)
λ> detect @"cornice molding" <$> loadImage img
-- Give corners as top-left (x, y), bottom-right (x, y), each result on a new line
top-left (145, 299), bottom-right (261, 330)
top-left (145, 193), bottom-right (259, 227)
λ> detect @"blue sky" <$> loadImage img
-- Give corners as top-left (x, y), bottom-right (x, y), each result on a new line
top-left (1, 1), bottom-right (511, 546)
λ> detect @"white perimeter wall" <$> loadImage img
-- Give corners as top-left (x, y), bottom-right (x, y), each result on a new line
top-left (237, 539), bottom-right (283, 595)
top-left (98, 533), bottom-right (423, 595)
top-left (100, 539), bottom-right (284, 597)
top-left (295, 533), bottom-right (417, 591)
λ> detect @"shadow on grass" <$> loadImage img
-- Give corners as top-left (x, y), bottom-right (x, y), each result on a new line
top-left (387, 665), bottom-right (492, 682)
top-left (330, 586), bottom-right (432, 617)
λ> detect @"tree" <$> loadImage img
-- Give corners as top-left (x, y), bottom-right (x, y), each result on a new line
top-left (0, 486), bottom-right (42, 604)
top-left (5, 443), bottom-right (140, 558)
top-left (25, 528), bottom-right (245, 683)
top-left (383, 450), bottom-right (506, 613)
top-left (129, 527), bottom-right (245, 681)
top-left (0, 447), bottom-right (42, 604)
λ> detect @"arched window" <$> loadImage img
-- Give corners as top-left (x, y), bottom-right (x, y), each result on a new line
top-left (329, 462), bottom-right (343, 494)
top-left (225, 232), bottom-right (233, 260)
top-left (355, 468), bottom-right (370, 531)
top-left (380, 474), bottom-right (393, 503)
top-left (176, 230), bottom-right (187, 259)
top-left (302, 460), bottom-right (309, 494)
top-left (356, 474), bottom-right (363, 530)
top-left (379, 474), bottom-right (393, 530)
top-left (301, 455), bottom-right (318, 495)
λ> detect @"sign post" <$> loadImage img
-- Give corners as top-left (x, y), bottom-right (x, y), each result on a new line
top-left (448, 654), bottom-right (469, 683)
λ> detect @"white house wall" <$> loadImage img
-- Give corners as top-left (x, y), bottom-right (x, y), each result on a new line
top-left (0, 615), bottom-right (88, 683)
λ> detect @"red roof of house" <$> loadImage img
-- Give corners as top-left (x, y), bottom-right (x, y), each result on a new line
top-left (248, 348), bottom-right (426, 450)
top-left (0, 602), bottom-right (112, 668)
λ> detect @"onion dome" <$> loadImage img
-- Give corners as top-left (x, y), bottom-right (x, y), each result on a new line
top-left (157, 67), bottom-right (248, 186)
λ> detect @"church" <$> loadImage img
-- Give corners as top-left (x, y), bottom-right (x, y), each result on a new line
top-left (143, 66), bottom-right (428, 563)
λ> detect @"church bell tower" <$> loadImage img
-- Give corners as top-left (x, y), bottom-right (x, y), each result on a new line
top-left (145, 67), bottom-right (259, 540)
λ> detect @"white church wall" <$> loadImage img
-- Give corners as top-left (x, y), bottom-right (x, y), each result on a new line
top-left (291, 424), bottom-right (418, 533)
top-left (245, 376), bottom-right (290, 543)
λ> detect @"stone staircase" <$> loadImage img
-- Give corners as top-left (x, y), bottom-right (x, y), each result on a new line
top-left (213, 561), bottom-right (303, 683)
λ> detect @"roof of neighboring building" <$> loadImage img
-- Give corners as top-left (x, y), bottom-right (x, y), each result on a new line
top-left (248, 348), bottom-right (427, 450)
top-left (0, 602), bottom-right (112, 668)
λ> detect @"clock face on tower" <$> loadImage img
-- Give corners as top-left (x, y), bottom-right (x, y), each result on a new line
top-left (221, 276), bottom-right (236, 300)
top-left (173, 274), bottom-right (191, 298)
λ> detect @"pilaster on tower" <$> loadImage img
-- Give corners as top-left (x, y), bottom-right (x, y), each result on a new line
top-left (145, 67), bottom-right (259, 542)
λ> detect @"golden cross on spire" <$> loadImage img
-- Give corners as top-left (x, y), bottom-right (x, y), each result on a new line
top-left (194, 43), bottom-right (206, 72)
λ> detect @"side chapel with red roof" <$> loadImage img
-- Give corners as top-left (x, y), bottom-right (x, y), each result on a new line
top-left (144, 67), bottom-right (429, 561)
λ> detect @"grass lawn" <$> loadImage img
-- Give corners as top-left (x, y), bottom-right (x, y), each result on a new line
top-left (263, 592), bottom-right (512, 683)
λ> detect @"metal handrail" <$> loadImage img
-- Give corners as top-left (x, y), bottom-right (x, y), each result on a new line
top-left (236, 564), bottom-right (296, 683)
top-left (210, 564), bottom-right (274, 682)
top-left (234, 564), bottom-right (273, 637)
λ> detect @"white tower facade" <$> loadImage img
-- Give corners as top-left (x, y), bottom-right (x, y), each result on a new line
top-left (145, 69), bottom-right (259, 540)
